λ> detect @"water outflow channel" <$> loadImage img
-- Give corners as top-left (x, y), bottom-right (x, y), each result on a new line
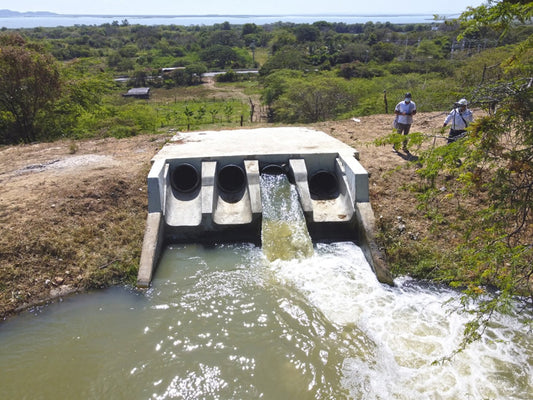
top-left (1, 177), bottom-right (532, 399)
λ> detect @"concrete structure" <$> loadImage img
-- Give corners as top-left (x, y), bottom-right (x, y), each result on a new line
top-left (137, 127), bottom-right (392, 287)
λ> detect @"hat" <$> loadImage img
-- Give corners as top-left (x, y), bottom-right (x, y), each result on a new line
top-left (457, 98), bottom-right (468, 106)
top-left (405, 92), bottom-right (412, 99)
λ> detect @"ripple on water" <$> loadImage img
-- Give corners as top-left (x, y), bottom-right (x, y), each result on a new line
top-left (0, 242), bottom-right (530, 399)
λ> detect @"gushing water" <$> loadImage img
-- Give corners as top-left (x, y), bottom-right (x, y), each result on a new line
top-left (0, 175), bottom-right (531, 399)
top-left (260, 173), bottom-right (313, 261)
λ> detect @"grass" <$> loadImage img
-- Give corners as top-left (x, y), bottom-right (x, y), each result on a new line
top-left (0, 167), bottom-right (148, 317)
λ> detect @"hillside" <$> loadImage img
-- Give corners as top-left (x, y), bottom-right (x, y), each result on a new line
top-left (0, 111), bottom-right (453, 318)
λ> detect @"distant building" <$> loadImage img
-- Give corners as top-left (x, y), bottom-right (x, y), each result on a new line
top-left (123, 87), bottom-right (151, 99)
top-left (161, 67), bottom-right (185, 73)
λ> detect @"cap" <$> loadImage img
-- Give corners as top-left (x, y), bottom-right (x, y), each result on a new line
top-left (405, 92), bottom-right (412, 99)
top-left (457, 98), bottom-right (468, 106)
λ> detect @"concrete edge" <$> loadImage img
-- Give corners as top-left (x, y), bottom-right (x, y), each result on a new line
top-left (201, 161), bottom-right (217, 222)
top-left (244, 159), bottom-right (262, 215)
top-left (137, 212), bottom-right (165, 288)
top-left (289, 159), bottom-right (313, 216)
top-left (147, 160), bottom-right (167, 213)
top-left (355, 202), bottom-right (394, 286)
top-left (335, 157), bottom-right (356, 216)
top-left (339, 151), bottom-right (369, 203)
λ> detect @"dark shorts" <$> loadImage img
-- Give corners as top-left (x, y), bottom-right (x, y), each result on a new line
top-left (448, 129), bottom-right (466, 143)
top-left (397, 123), bottom-right (411, 135)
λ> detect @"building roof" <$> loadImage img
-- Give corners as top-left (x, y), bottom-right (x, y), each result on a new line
top-left (123, 87), bottom-right (151, 98)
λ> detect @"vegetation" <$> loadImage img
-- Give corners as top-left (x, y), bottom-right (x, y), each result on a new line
top-left (379, 0), bottom-right (532, 351)
top-left (0, 33), bottom-right (61, 143)
top-left (4, 13), bottom-right (531, 144)
top-left (0, 1), bottom-right (531, 344)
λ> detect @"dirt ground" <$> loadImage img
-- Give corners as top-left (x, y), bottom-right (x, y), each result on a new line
top-left (0, 110), bottom-right (452, 318)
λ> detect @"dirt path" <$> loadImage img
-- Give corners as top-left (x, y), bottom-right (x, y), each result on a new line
top-left (0, 112), bottom-right (450, 318)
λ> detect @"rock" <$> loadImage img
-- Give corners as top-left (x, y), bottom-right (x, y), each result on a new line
top-left (50, 285), bottom-right (74, 298)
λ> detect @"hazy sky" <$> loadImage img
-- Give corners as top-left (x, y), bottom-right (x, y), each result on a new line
top-left (6, 0), bottom-right (485, 16)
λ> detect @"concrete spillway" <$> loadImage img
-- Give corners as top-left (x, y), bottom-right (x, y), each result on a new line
top-left (137, 127), bottom-right (391, 287)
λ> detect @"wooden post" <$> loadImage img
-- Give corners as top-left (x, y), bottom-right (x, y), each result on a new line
top-left (249, 98), bottom-right (255, 122)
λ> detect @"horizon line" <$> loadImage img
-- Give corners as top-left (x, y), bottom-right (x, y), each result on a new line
top-left (1, 10), bottom-right (460, 18)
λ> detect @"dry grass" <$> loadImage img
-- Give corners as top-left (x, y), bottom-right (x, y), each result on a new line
top-left (0, 135), bottom-right (162, 318)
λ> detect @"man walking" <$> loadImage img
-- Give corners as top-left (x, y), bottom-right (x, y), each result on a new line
top-left (394, 92), bottom-right (417, 152)
top-left (443, 98), bottom-right (474, 143)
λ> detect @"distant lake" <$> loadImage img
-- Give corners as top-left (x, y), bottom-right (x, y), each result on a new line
top-left (0, 14), bottom-right (454, 29)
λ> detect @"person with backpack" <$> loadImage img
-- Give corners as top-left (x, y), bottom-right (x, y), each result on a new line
top-left (443, 98), bottom-right (474, 143)
top-left (393, 92), bottom-right (417, 152)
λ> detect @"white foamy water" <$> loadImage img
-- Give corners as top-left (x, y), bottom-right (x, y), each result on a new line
top-left (269, 241), bottom-right (533, 399)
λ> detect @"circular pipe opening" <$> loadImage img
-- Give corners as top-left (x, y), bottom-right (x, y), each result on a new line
top-left (170, 163), bottom-right (200, 193)
top-left (308, 170), bottom-right (339, 199)
top-left (261, 164), bottom-right (286, 176)
top-left (217, 164), bottom-right (246, 194)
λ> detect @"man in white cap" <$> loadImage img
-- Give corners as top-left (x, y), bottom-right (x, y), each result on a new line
top-left (394, 92), bottom-right (417, 151)
top-left (443, 98), bottom-right (474, 143)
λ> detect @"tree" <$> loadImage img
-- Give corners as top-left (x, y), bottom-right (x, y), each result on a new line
top-left (413, 0), bottom-right (532, 350)
top-left (207, 29), bottom-right (242, 47)
top-left (259, 47), bottom-right (309, 76)
top-left (40, 58), bottom-right (114, 139)
top-left (185, 63), bottom-right (207, 85)
top-left (199, 45), bottom-right (246, 69)
top-left (242, 23), bottom-right (260, 36)
top-left (130, 68), bottom-right (148, 87)
top-left (269, 30), bottom-right (297, 54)
top-left (294, 24), bottom-right (320, 43)
top-left (416, 39), bottom-right (445, 60)
top-left (458, 0), bottom-right (533, 39)
top-left (260, 69), bottom-right (303, 107)
top-left (294, 25), bottom-right (321, 56)
top-left (0, 33), bottom-right (61, 144)
top-left (266, 73), bottom-right (357, 123)
top-left (370, 41), bottom-right (398, 62)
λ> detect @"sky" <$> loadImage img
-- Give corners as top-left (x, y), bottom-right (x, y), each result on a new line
top-left (4, 0), bottom-right (486, 16)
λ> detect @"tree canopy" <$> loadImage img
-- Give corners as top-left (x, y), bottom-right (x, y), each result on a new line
top-left (411, 0), bottom-right (532, 348)
top-left (0, 33), bottom-right (61, 143)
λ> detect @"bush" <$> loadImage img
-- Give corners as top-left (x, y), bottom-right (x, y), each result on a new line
top-left (270, 73), bottom-right (358, 123)
top-left (216, 69), bottom-right (238, 82)
top-left (338, 61), bottom-right (385, 79)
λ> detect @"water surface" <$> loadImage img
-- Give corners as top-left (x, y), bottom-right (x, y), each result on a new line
top-left (0, 173), bottom-right (531, 399)
top-left (0, 242), bottom-right (531, 399)
top-left (0, 14), bottom-right (446, 29)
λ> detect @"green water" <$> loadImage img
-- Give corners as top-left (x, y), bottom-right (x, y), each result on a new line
top-left (0, 173), bottom-right (531, 399)
top-left (261, 173), bottom-right (313, 261)
top-left (0, 242), bottom-right (531, 399)
top-left (0, 244), bottom-right (351, 399)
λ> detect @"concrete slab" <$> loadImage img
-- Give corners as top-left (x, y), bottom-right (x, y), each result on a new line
top-left (153, 127), bottom-right (359, 162)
